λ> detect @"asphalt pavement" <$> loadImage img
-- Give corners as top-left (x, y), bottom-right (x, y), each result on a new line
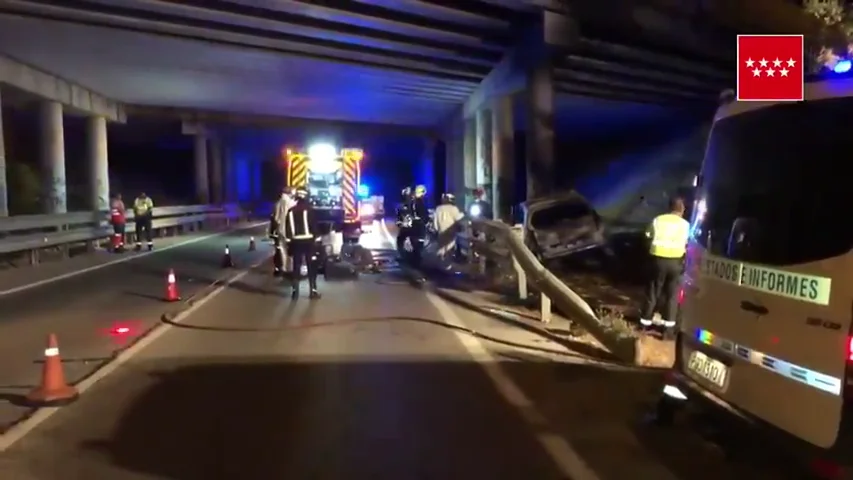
top-left (0, 223), bottom-right (815, 479)
top-left (0, 224), bottom-right (270, 430)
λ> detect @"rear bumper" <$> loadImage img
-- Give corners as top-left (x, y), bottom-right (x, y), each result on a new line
top-left (664, 341), bottom-right (850, 474)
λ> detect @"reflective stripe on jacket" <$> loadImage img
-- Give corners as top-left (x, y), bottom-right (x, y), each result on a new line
top-left (133, 197), bottom-right (154, 216)
top-left (286, 209), bottom-right (314, 240)
top-left (646, 213), bottom-right (689, 258)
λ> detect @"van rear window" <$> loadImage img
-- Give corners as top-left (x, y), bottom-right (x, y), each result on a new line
top-left (693, 97), bottom-right (853, 266)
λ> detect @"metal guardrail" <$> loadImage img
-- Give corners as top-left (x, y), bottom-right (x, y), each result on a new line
top-left (457, 219), bottom-right (638, 363)
top-left (0, 204), bottom-right (247, 261)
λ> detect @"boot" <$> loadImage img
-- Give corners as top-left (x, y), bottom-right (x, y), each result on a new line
top-left (291, 284), bottom-right (299, 299)
top-left (309, 276), bottom-right (321, 299)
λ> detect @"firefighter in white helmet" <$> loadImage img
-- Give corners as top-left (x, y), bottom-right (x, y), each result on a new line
top-left (434, 193), bottom-right (464, 265)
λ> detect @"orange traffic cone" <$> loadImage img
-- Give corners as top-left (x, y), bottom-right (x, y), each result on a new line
top-left (222, 245), bottom-right (234, 268)
top-left (165, 269), bottom-right (181, 302)
top-left (26, 334), bottom-right (78, 406)
top-left (248, 236), bottom-right (256, 251)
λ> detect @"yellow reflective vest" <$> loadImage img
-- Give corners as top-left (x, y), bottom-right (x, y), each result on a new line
top-left (646, 213), bottom-right (689, 258)
top-left (133, 197), bottom-right (154, 216)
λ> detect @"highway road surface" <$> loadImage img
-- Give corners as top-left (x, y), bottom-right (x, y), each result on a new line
top-left (0, 223), bottom-right (813, 479)
top-left (0, 223), bottom-right (270, 430)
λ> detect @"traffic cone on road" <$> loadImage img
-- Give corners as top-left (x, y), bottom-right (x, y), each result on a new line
top-left (222, 245), bottom-right (235, 268)
top-left (165, 269), bottom-right (181, 302)
top-left (26, 334), bottom-right (78, 407)
top-left (248, 236), bottom-right (256, 251)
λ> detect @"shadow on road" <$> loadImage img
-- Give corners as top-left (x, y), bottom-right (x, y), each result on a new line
top-left (63, 359), bottom-right (573, 479)
top-left (0, 359), bottom-right (809, 479)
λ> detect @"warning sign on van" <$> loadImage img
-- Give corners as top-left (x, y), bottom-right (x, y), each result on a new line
top-left (699, 255), bottom-right (832, 306)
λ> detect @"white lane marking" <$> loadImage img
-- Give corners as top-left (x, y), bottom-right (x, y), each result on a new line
top-left (425, 291), bottom-right (603, 480)
top-left (0, 222), bottom-right (266, 297)
top-left (0, 256), bottom-right (268, 453)
top-left (387, 217), bottom-right (596, 476)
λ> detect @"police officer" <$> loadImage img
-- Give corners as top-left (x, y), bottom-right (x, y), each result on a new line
top-left (272, 188), bottom-right (296, 277)
top-left (434, 193), bottom-right (464, 263)
top-left (408, 185), bottom-right (429, 268)
top-left (395, 187), bottom-right (414, 258)
top-left (640, 196), bottom-right (690, 337)
top-left (284, 188), bottom-right (321, 299)
top-left (133, 192), bottom-right (154, 251)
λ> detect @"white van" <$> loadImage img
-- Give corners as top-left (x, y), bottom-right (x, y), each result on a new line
top-left (660, 78), bottom-right (853, 478)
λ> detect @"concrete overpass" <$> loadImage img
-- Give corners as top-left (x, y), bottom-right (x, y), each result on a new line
top-left (0, 0), bottom-right (738, 219)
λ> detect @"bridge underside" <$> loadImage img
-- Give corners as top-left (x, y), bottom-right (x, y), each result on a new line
top-left (0, 0), bottom-right (739, 221)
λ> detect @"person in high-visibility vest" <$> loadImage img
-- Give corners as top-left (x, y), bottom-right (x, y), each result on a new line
top-left (109, 193), bottom-right (126, 253)
top-left (133, 192), bottom-right (155, 251)
top-left (640, 196), bottom-right (690, 335)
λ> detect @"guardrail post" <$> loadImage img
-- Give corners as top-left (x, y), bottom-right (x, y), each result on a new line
top-left (510, 225), bottom-right (527, 299)
top-left (540, 293), bottom-right (552, 323)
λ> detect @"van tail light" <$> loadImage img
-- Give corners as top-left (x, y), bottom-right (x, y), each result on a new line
top-left (810, 458), bottom-right (843, 479)
top-left (848, 337), bottom-right (853, 362)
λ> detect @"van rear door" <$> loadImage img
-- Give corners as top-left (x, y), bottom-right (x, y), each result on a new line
top-left (681, 98), bottom-right (853, 448)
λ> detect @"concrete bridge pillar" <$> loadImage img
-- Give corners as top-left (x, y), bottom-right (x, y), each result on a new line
top-left (0, 88), bottom-right (7, 217)
top-left (222, 145), bottom-right (232, 203)
top-left (491, 95), bottom-right (515, 221)
top-left (209, 139), bottom-right (223, 204)
top-left (525, 60), bottom-right (555, 201)
top-left (193, 134), bottom-right (209, 204)
top-left (475, 108), bottom-right (492, 202)
top-left (462, 117), bottom-right (477, 206)
top-left (445, 130), bottom-right (465, 206)
top-left (86, 115), bottom-right (109, 211)
top-left (40, 100), bottom-right (67, 214)
top-left (250, 159), bottom-right (261, 201)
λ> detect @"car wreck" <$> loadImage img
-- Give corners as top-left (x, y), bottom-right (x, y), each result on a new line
top-left (517, 191), bottom-right (606, 262)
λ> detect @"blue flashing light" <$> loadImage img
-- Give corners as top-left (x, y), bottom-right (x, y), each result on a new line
top-left (834, 59), bottom-right (852, 74)
top-left (357, 184), bottom-right (370, 197)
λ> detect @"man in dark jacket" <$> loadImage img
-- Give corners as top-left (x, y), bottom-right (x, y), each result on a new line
top-left (406, 185), bottom-right (429, 268)
top-left (284, 188), bottom-right (321, 299)
top-left (395, 187), bottom-right (413, 258)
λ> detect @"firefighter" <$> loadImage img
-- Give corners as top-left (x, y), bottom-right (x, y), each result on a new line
top-left (434, 193), bottom-right (464, 264)
top-left (109, 193), bottom-right (127, 253)
top-left (272, 187), bottom-right (296, 277)
top-left (284, 188), bottom-right (321, 299)
top-left (133, 192), bottom-right (154, 251)
top-left (269, 210), bottom-right (283, 276)
top-left (640, 196), bottom-right (690, 337)
top-left (408, 184), bottom-right (429, 268)
top-left (395, 187), bottom-right (414, 258)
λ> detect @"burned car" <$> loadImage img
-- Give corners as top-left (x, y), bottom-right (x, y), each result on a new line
top-left (516, 191), bottom-right (605, 262)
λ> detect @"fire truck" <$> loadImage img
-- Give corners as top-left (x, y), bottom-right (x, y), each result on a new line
top-left (284, 144), bottom-right (363, 242)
